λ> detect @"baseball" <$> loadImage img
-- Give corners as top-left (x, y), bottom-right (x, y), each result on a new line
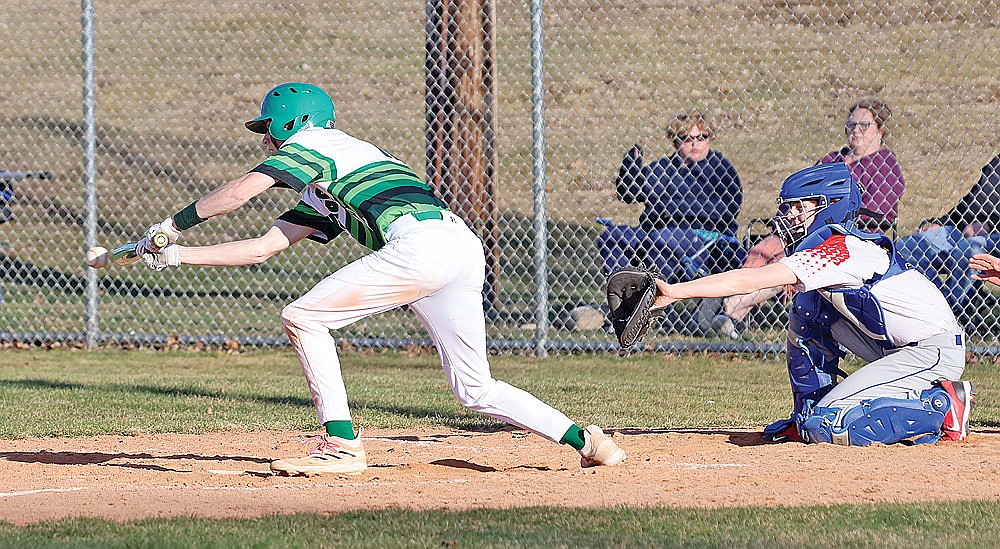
top-left (85, 246), bottom-right (109, 268)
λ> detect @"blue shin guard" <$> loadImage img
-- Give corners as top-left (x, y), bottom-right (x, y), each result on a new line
top-left (800, 389), bottom-right (949, 446)
top-left (765, 292), bottom-right (846, 439)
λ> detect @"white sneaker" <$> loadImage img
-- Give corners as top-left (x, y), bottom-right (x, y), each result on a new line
top-left (579, 425), bottom-right (626, 468)
top-left (695, 297), bottom-right (723, 333)
top-left (270, 434), bottom-right (367, 476)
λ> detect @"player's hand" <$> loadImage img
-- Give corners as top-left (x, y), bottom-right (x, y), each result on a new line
top-left (142, 244), bottom-right (181, 272)
top-left (133, 235), bottom-right (153, 257)
top-left (651, 278), bottom-right (679, 309)
top-left (970, 253), bottom-right (1000, 287)
top-left (145, 217), bottom-right (182, 246)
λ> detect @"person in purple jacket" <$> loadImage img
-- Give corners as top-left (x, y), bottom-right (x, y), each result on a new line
top-left (599, 111), bottom-right (744, 286)
top-left (816, 98), bottom-right (905, 232)
top-left (710, 98), bottom-right (906, 338)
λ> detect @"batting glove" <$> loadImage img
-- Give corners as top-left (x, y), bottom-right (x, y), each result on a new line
top-left (145, 217), bottom-right (183, 246)
top-left (142, 244), bottom-right (181, 272)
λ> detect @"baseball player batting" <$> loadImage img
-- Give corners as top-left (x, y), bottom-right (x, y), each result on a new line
top-left (135, 82), bottom-right (625, 475)
top-left (612, 162), bottom-right (975, 446)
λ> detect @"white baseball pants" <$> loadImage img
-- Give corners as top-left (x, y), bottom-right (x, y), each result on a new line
top-left (280, 211), bottom-right (575, 442)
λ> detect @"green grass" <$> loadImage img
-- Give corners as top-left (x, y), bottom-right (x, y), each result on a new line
top-left (1, 348), bottom-right (999, 543)
top-left (0, 349), bottom-right (787, 437)
top-left (2, 348), bottom-right (997, 437)
top-left (3, 502), bottom-right (1000, 548)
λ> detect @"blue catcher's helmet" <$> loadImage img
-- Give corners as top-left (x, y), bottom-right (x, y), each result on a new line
top-left (772, 163), bottom-right (861, 248)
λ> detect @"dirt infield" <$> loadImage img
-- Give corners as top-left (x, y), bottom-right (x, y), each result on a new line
top-left (2, 427), bottom-right (1000, 525)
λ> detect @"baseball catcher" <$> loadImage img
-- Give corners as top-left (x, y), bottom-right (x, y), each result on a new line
top-left (628, 162), bottom-right (975, 446)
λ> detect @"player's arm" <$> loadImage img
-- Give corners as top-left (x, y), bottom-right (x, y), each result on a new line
top-left (179, 171), bottom-right (278, 227)
top-left (142, 171), bottom-right (279, 249)
top-left (652, 262), bottom-right (799, 309)
top-left (176, 220), bottom-right (313, 266)
top-left (172, 220), bottom-right (314, 267)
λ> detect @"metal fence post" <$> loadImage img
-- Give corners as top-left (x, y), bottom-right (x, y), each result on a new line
top-left (81, 0), bottom-right (99, 348)
top-left (529, 0), bottom-right (549, 357)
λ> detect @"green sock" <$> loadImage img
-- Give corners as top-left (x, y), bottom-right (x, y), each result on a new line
top-left (324, 420), bottom-right (356, 440)
top-left (560, 425), bottom-right (586, 450)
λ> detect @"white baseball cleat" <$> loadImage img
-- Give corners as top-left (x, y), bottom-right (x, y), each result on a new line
top-left (579, 425), bottom-right (626, 467)
top-left (270, 434), bottom-right (367, 476)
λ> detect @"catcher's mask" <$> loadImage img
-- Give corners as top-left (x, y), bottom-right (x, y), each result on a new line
top-left (772, 162), bottom-right (861, 248)
top-left (245, 82), bottom-right (336, 141)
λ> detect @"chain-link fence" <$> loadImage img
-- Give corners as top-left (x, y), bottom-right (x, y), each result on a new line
top-left (0, 0), bottom-right (997, 353)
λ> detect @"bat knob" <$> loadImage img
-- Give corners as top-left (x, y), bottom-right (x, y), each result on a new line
top-left (151, 232), bottom-right (170, 249)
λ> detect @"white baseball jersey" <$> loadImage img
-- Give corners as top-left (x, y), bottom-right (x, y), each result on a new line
top-left (780, 233), bottom-right (961, 346)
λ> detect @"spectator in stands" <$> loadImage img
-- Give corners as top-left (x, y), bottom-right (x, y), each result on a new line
top-left (710, 98), bottom-right (905, 338)
top-left (898, 154), bottom-right (1000, 322)
top-left (970, 244), bottom-right (1000, 286)
top-left (598, 110), bottom-right (744, 287)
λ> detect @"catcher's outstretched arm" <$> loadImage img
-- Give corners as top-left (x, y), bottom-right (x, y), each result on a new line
top-left (653, 262), bottom-right (798, 308)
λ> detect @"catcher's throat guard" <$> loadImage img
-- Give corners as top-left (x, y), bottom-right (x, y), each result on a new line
top-left (606, 269), bottom-right (664, 350)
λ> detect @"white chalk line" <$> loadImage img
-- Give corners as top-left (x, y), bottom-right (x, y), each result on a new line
top-left (363, 437), bottom-right (488, 450)
top-left (0, 487), bottom-right (89, 498)
top-left (152, 478), bottom-right (469, 492)
top-left (675, 463), bottom-right (751, 469)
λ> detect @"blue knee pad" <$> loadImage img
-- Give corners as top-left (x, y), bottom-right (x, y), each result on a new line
top-left (799, 388), bottom-right (949, 446)
top-left (786, 291), bottom-right (846, 416)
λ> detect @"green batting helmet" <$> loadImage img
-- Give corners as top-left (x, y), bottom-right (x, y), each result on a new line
top-left (245, 83), bottom-right (335, 141)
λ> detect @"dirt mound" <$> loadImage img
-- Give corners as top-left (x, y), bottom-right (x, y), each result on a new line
top-left (2, 427), bottom-right (999, 524)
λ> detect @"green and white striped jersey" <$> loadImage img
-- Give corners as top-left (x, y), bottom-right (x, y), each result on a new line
top-left (253, 127), bottom-right (447, 251)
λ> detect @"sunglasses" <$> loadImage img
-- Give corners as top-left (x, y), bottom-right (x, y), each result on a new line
top-left (845, 121), bottom-right (876, 133)
top-left (679, 134), bottom-right (711, 143)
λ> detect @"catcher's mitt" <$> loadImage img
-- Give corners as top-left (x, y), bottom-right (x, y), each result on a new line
top-left (606, 269), bottom-right (663, 349)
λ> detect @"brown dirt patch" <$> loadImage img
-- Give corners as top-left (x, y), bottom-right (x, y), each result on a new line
top-left (2, 427), bottom-right (999, 525)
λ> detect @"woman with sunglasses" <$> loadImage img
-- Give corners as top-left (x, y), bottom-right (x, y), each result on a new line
top-left (604, 111), bottom-right (744, 290)
top-left (711, 98), bottom-right (905, 339)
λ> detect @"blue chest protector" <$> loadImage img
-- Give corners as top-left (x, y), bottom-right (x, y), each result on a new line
top-left (793, 224), bottom-right (912, 348)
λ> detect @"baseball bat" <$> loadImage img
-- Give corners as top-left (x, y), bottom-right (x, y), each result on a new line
top-left (88, 231), bottom-right (171, 269)
top-left (108, 241), bottom-right (143, 266)
top-left (149, 231), bottom-right (170, 250)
